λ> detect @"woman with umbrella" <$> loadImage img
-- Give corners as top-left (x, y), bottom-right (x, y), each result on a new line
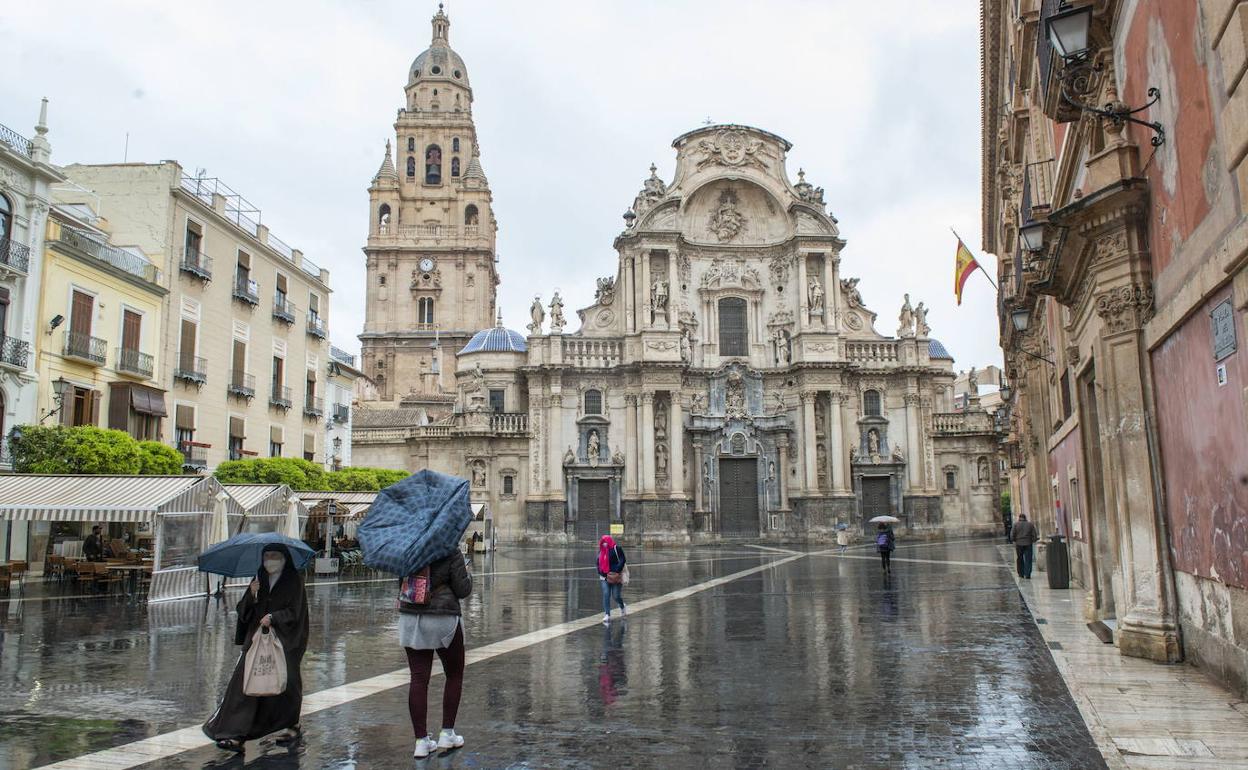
top-left (872, 517), bottom-right (898, 574)
top-left (203, 543), bottom-right (309, 752)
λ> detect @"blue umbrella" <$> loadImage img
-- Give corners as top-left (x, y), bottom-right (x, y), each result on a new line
top-left (198, 532), bottom-right (316, 577)
top-left (357, 469), bottom-right (472, 576)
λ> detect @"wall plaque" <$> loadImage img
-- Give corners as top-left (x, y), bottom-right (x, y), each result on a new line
top-left (1211, 299), bottom-right (1236, 361)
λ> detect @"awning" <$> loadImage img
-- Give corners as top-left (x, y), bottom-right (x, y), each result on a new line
top-left (0, 475), bottom-right (208, 522)
top-left (130, 384), bottom-right (167, 417)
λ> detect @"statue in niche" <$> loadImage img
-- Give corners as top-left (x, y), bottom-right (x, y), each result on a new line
top-left (655, 400), bottom-right (668, 441)
top-left (768, 461), bottom-right (776, 482)
top-left (725, 371), bottom-right (746, 417)
top-left (841, 277), bottom-right (865, 310)
top-left (898, 294), bottom-right (915, 337)
top-left (679, 329), bottom-right (692, 363)
top-left (816, 444), bottom-right (828, 486)
top-left (978, 456), bottom-right (990, 483)
top-left (892, 444), bottom-right (905, 463)
top-left (549, 291), bottom-right (566, 333)
top-left (587, 430), bottom-right (601, 466)
top-left (702, 462), bottom-right (712, 499)
top-left (470, 460), bottom-right (486, 488)
top-left (867, 429), bottom-right (881, 458)
top-left (651, 279), bottom-right (669, 315)
top-left (707, 188), bottom-right (747, 242)
top-left (528, 294), bottom-right (544, 334)
top-left (656, 442), bottom-right (669, 475)
top-left (379, 210), bottom-right (391, 233)
top-left (690, 391), bottom-right (705, 414)
top-left (914, 301), bottom-right (930, 337)
top-left (772, 328), bottom-right (791, 365)
top-left (808, 276), bottom-right (825, 314)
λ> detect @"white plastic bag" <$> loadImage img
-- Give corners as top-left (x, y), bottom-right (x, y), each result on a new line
top-left (621, 565), bottom-right (631, 586)
top-left (243, 627), bottom-right (287, 697)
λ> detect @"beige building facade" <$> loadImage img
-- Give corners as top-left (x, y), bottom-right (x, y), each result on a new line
top-left (58, 162), bottom-right (333, 470)
top-left (353, 8), bottom-right (1003, 544)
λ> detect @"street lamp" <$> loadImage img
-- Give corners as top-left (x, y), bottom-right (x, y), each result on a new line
top-left (1010, 307), bottom-right (1031, 332)
top-left (1019, 220), bottom-right (1046, 253)
top-left (1045, 4), bottom-right (1093, 60)
top-left (1000, 381), bottom-right (1013, 402)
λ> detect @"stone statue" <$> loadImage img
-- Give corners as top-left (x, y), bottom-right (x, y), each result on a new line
top-left (725, 371), bottom-right (746, 416)
top-left (690, 391), bottom-right (705, 413)
top-left (655, 400), bottom-right (668, 441)
top-left (892, 444), bottom-right (905, 463)
top-left (898, 293), bottom-right (914, 337)
top-left (808, 276), bottom-right (825, 314)
top-left (549, 291), bottom-right (566, 333)
top-left (563, 446), bottom-right (575, 466)
top-left (528, 294), bottom-right (545, 334)
top-left (587, 430), bottom-right (600, 465)
top-left (772, 391), bottom-right (786, 415)
top-left (471, 461), bottom-right (486, 487)
top-left (968, 366), bottom-right (979, 393)
top-left (707, 188), bottom-right (746, 242)
top-left (849, 445), bottom-right (859, 463)
top-left (652, 279), bottom-right (669, 313)
top-left (470, 361), bottom-right (485, 393)
top-left (656, 442), bottom-right (669, 474)
top-left (914, 301), bottom-right (930, 337)
top-left (612, 449), bottom-right (625, 466)
top-left (379, 211), bottom-right (390, 234)
top-left (978, 456), bottom-right (990, 483)
top-left (841, 277), bottom-right (865, 309)
top-left (702, 462), bottom-right (712, 498)
top-left (867, 429), bottom-right (881, 456)
top-left (679, 329), bottom-right (692, 363)
top-left (768, 461), bottom-right (776, 481)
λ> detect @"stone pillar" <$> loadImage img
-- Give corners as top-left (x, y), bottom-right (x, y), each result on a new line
top-left (821, 254), bottom-right (835, 330)
top-left (625, 256), bottom-right (635, 333)
top-left (668, 254), bottom-right (679, 331)
top-left (796, 256), bottom-right (809, 333)
top-left (1093, 282), bottom-right (1181, 662)
top-left (669, 393), bottom-right (684, 497)
top-left (693, 442), bottom-right (704, 511)
top-left (829, 392), bottom-right (847, 492)
top-left (801, 391), bottom-right (818, 492)
top-left (624, 394), bottom-right (638, 494)
top-left (641, 390), bottom-right (656, 495)
top-left (547, 391), bottom-right (564, 497)
top-left (904, 392), bottom-right (922, 489)
top-left (776, 439), bottom-right (790, 510)
top-left (640, 253), bottom-right (652, 330)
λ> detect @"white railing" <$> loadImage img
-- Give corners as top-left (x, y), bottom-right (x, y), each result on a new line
top-left (489, 413), bottom-right (528, 433)
top-left (562, 337), bottom-right (622, 368)
top-left (845, 340), bottom-right (899, 364)
top-left (932, 411), bottom-right (995, 433)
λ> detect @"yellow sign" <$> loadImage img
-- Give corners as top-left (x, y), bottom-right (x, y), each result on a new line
top-left (610, 523), bottom-right (624, 535)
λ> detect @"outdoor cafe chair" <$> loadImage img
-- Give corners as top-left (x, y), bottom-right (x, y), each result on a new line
top-left (8, 560), bottom-right (27, 586)
top-left (94, 563), bottom-right (122, 594)
top-left (46, 555), bottom-right (65, 580)
top-left (0, 565), bottom-right (10, 594)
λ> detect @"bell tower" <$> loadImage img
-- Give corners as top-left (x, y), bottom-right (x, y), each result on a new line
top-left (360, 4), bottom-right (498, 407)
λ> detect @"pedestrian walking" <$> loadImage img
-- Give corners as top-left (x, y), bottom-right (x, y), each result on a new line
top-left (204, 544), bottom-right (309, 753)
top-left (836, 527), bottom-right (851, 554)
top-left (875, 523), bottom-right (895, 574)
top-left (597, 535), bottom-right (627, 624)
top-left (401, 552), bottom-right (472, 759)
top-left (1012, 513), bottom-right (1039, 579)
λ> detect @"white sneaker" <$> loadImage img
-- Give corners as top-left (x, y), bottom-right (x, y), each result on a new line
top-left (437, 728), bottom-right (464, 750)
top-left (414, 737), bottom-right (438, 758)
top-left (620, 605), bottom-right (627, 617)
top-left (602, 613), bottom-right (610, 624)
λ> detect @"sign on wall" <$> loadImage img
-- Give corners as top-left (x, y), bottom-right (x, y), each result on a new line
top-left (1211, 299), bottom-right (1236, 361)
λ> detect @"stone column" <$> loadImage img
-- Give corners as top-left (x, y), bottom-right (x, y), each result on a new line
top-left (640, 253), bottom-right (652, 330)
top-left (823, 253), bottom-right (836, 331)
top-left (801, 391), bottom-right (818, 493)
top-left (547, 391), bottom-right (564, 497)
top-left (776, 439), bottom-right (790, 510)
top-left (668, 254), bottom-right (679, 331)
top-left (641, 390), bottom-right (656, 495)
top-left (828, 392), bottom-right (846, 492)
top-left (625, 256), bottom-right (635, 333)
top-left (624, 394), bottom-right (638, 494)
top-left (1093, 282), bottom-right (1181, 662)
top-left (693, 442), bottom-right (704, 512)
top-left (796, 256), bottom-right (809, 333)
top-left (904, 392), bottom-right (922, 489)
top-left (670, 393), bottom-right (684, 497)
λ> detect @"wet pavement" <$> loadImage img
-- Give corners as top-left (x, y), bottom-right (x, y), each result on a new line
top-left (0, 540), bottom-right (1108, 769)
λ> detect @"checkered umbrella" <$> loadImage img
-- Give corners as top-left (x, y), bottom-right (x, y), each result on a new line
top-left (357, 469), bottom-right (472, 576)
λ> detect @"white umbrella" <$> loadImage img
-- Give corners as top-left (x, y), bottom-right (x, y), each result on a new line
top-left (283, 495), bottom-right (302, 540)
top-left (208, 491), bottom-right (232, 546)
top-left (868, 515), bottom-right (901, 524)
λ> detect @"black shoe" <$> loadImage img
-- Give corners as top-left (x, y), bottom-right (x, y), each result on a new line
top-left (216, 739), bottom-right (244, 753)
top-left (275, 726), bottom-right (301, 745)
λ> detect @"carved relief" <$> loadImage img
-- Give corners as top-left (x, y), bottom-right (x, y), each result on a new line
top-left (707, 188), bottom-right (747, 242)
top-left (1095, 283), bottom-right (1154, 334)
top-left (595, 276), bottom-right (616, 305)
top-left (841, 277), bottom-right (865, 310)
top-left (725, 370), bottom-right (746, 418)
top-left (696, 129), bottom-right (769, 171)
top-left (700, 258), bottom-right (763, 290)
top-left (678, 253), bottom-right (692, 287)
top-left (768, 253), bottom-right (793, 286)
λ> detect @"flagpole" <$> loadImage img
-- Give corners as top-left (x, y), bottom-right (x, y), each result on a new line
top-left (950, 227), bottom-right (998, 290)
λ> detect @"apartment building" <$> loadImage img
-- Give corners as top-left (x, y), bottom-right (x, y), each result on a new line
top-left (60, 162), bottom-right (332, 470)
top-left (326, 345), bottom-right (363, 470)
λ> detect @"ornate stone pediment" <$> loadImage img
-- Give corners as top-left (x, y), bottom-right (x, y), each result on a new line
top-left (695, 128), bottom-right (771, 172)
top-left (698, 257), bottom-right (763, 292)
top-left (410, 268), bottom-right (442, 292)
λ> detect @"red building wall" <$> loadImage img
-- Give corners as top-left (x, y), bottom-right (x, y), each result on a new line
top-left (1048, 427), bottom-right (1085, 543)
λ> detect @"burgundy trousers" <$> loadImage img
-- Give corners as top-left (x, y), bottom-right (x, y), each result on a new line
top-left (404, 624), bottom-right (465, 738)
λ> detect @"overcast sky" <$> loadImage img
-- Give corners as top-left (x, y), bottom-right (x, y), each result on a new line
top-left (2, 0), bottom-right (999, 373)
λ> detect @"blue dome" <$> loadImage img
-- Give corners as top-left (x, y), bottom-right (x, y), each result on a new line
top-left (928, 338), bottom-right (953, 360)
top-left (459, 327), bottom-right (527, 355)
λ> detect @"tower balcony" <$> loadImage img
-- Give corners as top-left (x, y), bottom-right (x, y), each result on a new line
top-left (367, 223), bottom-right (490, 248)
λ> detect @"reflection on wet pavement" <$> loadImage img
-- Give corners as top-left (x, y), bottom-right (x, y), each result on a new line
top-left (0, 541), bottom-right (1107, 769)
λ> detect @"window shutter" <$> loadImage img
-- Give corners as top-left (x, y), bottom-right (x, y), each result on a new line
top-left (303, 433), bottom-right (315, 457)
top-left (230, 416), bottom-right (245, 439)
top-left (122, 310), bottom-right (141, 351)
top-left (176, 404), bottom-right (195, 430)
top-left (89, 390), bottom-right (102, 426)
top-left (270, 425), bottom-right (284, 443)
top-left (59, 387), bottom-right (74, 426)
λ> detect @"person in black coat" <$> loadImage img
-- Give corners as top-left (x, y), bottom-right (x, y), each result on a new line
top-left (875, 523), bottom-right (896, 574)
top-left (204, 544), bottom-right (309, 752)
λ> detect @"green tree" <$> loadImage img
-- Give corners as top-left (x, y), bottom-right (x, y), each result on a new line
top-left (64, 428), bottom-right (142, 474)
top-left (137, 441), bottom-right (184, 475)
top-left (214, 457), bottom-right (331, 491)
top-left (1000, 490), bottom-right (1012, 516)
top-left (10, 425), bottom-right (73, 473)
top-left (372, 468), bottom-right (410, 488)
top-left (326, 468), bottom-right (381, 491)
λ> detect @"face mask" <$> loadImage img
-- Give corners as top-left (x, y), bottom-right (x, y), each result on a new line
top-left (263, 556), bottom-right (285, 575)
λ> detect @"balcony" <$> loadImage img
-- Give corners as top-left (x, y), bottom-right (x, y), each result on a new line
top-left (48, 224), bottom-right (162, 287)
top-left (272, 294), bottom-right (296, 324)
top-left (270, 384), bottom-right (292, 410)
top-left (303, 396), bottom-right (324, 419)
top-left (329, 346), bottom-right (355, 366)
top-left (63, 331), bottom-right (107, 365)
top-left (179, 248), bottom-right (213, 282)
top-left (0, 237), bottom-right (31, 273)
top-left (306, 312), bottom-right (327, 339)
top-left (227, 370), bottom-right (256, 400)
top-left (332, 403), bottom-right (350, 423)
top-left (173, 352), bottom-right (207, 386)
top-left (0, 122), bottom-right (33, 157)
top-left (232, 276), bottom-right (260, 306)
top-left (116, 347), bottom-right (155, 379)
top-left (0, 336), bottom-right (30, 370)
top-left (490, 412), bottom-right (529, 434)
top-left (180, 443), bottom-right (209, 470)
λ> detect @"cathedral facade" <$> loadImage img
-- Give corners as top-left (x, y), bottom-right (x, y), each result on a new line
top-left (352, 8), bottom-right (1002, 544)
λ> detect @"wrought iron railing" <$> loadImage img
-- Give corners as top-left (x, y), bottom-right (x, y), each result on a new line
top-left (329, 346), bottom-right (355, 366)
top-left (0, 335), bottom-right (30, 369)
top-left (228, 370), bottom-right (256, 399)
top-left (306, 312), bottom-right (327, 339)
top-left (116, 347), bottom-right (154, 378)
top-left (174, 352), bottom-right (207, 385)
top-left (179, 248), bottom-right (212, 281)
top-left (270, 385), bottom-right (292, 410)
top-left (0, 122), bottom-right (33, 157)
top-left (272, 294), bottom-right (296, 324)
top-left (303, 396), bottom-right (324, 418)
top-left (332, 403), bottom-right (350, 423)
top-left (233, 276), bottom-right (260, 305)
top-left (0, 237), bottom-right (31, 272)
top-left (64, 331), bottom-right (107, 365)
top-left (50, 224), bottom-right (162, 285)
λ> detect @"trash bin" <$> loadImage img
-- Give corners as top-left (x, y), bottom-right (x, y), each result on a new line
top-left (1046, 534), bottom-right (1070, 589)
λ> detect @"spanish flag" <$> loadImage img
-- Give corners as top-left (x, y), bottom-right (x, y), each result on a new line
top-left (954, 238), bottom-right (979, 306)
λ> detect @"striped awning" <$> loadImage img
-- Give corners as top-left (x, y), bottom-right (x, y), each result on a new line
top-left (0, 475), bottom-right (210, 522)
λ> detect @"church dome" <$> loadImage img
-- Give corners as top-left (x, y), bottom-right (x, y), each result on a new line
top-left (459, 326), bottom-right (527, 355)
top-left (928, 338), bottom-right (953, 360)
top-left (409, 6), bottom-right (470, 86)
